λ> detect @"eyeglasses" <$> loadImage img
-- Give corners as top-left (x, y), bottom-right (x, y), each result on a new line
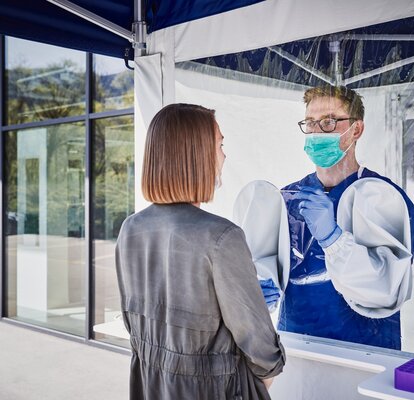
top-left (298, 117), bottom-right (356, 134)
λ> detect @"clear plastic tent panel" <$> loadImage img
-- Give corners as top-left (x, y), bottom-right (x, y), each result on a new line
top-left (174, 17), bottom-right (414, 353)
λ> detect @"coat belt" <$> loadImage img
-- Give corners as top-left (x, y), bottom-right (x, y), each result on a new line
top-left (131, 336), bottom-right (238, 377)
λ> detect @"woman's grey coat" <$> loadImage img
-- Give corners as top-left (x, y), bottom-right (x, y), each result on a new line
top-left (116, 203), bottom-right (285, 400)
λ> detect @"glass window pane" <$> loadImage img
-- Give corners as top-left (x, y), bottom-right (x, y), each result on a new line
top-left (5, 37), bottom-right (86, 125)
top-left (5, 123), bottom-right (86, 336)
top-left (92, 116), bottom-right (134, 346)
top-left (93, 54), bottom-right (133, 112)
top-left (174, 22), bottom-right (414, 354)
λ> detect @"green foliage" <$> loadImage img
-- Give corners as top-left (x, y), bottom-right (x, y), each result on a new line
top-left (5, 57), bottom-right (135, 240)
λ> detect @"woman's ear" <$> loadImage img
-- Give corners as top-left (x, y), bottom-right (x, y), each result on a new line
top-left (352, 120), bottom-right (364, 141)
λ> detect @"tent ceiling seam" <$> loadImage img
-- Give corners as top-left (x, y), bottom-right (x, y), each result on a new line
top-left (293, 34), bottom-right (414, 43)
top-left (346, 34), bottom-right (414, 42)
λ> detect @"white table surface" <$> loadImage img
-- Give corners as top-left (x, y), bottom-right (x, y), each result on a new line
top-left (93, 319), bottom-right (414, 399)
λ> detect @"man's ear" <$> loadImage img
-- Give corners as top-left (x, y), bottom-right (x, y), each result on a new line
top-left (352, 120), bottom-right (364, 140)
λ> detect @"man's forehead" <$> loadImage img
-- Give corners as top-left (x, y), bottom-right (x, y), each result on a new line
top-left (305, 97), bottom-right (347, 118)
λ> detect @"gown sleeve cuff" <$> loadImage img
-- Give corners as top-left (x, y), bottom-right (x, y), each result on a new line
top-left (318, 225), bottom-right (343, 248)
top-left (322, 230), bottom-right (353, 256)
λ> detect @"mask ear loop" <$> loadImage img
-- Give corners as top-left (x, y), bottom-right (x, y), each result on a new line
top-left (338, 121), bottom-right (356, 138)
top-left (343, 141), bottom-right (355, 154)
top-left (339, 121), bottom-right (356, 154)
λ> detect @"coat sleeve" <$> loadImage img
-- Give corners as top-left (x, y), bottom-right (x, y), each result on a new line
top-left (324, 178), bottom-right (413, 318)
top-left (212, 225), bottom-right (286, 379)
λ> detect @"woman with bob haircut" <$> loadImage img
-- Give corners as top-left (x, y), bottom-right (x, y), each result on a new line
top-left (116, 103), bottom-right (285, 400)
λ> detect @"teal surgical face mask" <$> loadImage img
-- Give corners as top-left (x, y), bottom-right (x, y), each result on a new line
top-left (304, 123), bottom-right (355, 168)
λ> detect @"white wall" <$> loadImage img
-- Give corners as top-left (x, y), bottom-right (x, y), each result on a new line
top-left (270, 356), bottom-right (374, 400)
top-left (175, 67), bottom-right (313, 220)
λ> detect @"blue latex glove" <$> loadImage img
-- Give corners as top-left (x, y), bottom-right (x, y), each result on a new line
top-left (294, 186), bottom-right (342, 248)
top-left (259, 278), bottom-right (280, 310)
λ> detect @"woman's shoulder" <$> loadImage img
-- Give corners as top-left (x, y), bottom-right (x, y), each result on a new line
top-left (195, 209), bottom-right (248, 249)
top-left (120, 203), bottom-right (240, 235)
top-left (197, 207), bottom-right (240, 230)
top-left (116, 204), bottom-right (155, 235)
top-left (174, 205), bottom-right (245, 245)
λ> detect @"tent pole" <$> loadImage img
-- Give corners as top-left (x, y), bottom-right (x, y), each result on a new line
top-left (329, 39), bottom-right (343, 86)
top-left (133, 0), bottom-right (146, 56)
top-left (269, 46), bottom-right (335, 86)
top-left (46, 0), bottom-right (132, 42)
top-left (344, 55), bottom-right (414, 85)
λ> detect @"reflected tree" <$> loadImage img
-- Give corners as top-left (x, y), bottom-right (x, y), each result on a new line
top-left (93, 117), bottom-right (134, 241)
top-left (93, 68), bottom-right (134, 112)
top-left (6, 59), bottom-right (85, 124)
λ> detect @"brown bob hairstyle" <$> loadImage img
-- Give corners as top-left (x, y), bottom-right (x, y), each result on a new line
top-left (142, 103), bottom-right (217, 204)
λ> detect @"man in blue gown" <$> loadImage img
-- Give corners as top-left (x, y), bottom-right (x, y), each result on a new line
top-left (264, 86), bottom-right (414, 350)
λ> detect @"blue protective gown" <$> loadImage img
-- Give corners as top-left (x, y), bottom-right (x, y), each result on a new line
top-left (278, 168), bottom-right (414, 350)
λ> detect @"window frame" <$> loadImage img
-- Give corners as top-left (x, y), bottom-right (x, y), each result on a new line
top-left (0, 35), bottom-right (133, 354)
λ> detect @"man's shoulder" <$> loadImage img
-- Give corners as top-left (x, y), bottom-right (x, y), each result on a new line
top-left (361, 168), bottom-right (414, 208)
top-left (360, 167), bottom-right (385, 181)
top-left (361, 167), bottom-right (405, 193)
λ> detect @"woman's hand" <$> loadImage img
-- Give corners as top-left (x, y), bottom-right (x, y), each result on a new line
top-left (262, 377), bottom-right (274, 390)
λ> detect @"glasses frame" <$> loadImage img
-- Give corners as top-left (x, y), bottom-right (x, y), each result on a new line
top-left (298, 117), bottom-right (356, 134)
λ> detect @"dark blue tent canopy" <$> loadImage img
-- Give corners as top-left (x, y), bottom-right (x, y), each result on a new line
top-left (146, 0), bottom-right (263, 32)
top-left (0, 0), bottom-right (263, 59)
top-left (0, 0), bottom-right (134, 59)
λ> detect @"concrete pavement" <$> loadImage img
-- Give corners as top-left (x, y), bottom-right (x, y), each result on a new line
top-left (0, 321), bottom-right (130, 400)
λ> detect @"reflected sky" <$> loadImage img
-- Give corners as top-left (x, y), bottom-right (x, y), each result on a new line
top-left (6, 37), bottom-right (84, 69)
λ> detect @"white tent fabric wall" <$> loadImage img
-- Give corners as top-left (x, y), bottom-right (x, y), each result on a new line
top-left (175, 66), bottom-right (312, 219)
top-left (149, 0), bottom-right (414, 63)
top-left (139, 0), bottom-right (414, 130)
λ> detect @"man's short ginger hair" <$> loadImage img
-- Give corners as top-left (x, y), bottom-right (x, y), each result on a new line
top-left (304, 86), bottom-right (365, 121)
top-left (142, 103), bottom-right (217, 204)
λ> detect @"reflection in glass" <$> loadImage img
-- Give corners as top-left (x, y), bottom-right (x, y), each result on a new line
top-left (5, 123), bottom-right (86, 336)
top-left (93, 54), bottom-right (134, 113)
top-left (402, 117), bottom-right (414, 352)
top-left (175, 19), bottom-right (414, 353)
top-left (92, 116), bottom-right (134, 347)
top-left (5, 37), bottom-right (85, 125)
top-left (192, 32), bottom-right (414, 90)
